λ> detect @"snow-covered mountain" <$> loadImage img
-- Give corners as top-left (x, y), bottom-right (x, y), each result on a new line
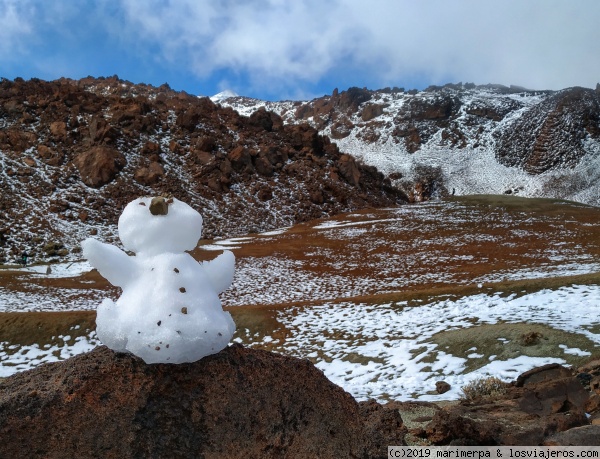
top-left (209, 89), bottom-right (239, 103)
top-left (217, 83), bottom-right (600, 204)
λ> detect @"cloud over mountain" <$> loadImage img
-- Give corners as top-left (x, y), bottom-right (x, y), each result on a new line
top-left (1, 0), bottom-right (598, 100)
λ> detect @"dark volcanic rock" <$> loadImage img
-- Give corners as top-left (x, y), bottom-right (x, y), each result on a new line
top-left (0, 345), bottom-right (396, 458)
top-left (358, 400), bottom-right (407, 457)
top-left (74, 145), bottom-right (126, 188)
top-left (425, 365), bottom-right (591, 445)
top-left (544, 425), bottom-right (600, 446)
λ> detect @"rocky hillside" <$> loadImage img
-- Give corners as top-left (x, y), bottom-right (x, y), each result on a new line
top-left (220, 83), bottom-right (600, 203)
top-left (0, 77), bottom-right (404, 264)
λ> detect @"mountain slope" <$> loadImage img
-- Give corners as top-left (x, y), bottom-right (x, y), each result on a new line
top-left (0, 77), bottom-right (403, 264)
top-left (219, 83), bottom-right (600, 203)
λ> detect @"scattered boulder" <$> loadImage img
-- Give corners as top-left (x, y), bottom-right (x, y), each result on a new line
top-left (248, 106), bottom-right (274, 132)
top-left (515, 363), bottom-right (573, 387)
top-left (42, 241), bottom-right (67, 257)
top-left (361, 103), bottom-right (385, 121)
top-left (133, 161), bottom-right (164, 185)
top-left (425, 365), bottom-right (591, 445)
top-left (435, 381), bottom-right (451, 394)
top-left (227, 145), bottom-right (253, 173)
top-left (338, 154), bottom-right (361, 186)
top-left (544, 425), bottom-right (600, 446)
top-left (74, 145), bottom-right (126, 188)
top-left (358, 400), bottom-right (407, 457)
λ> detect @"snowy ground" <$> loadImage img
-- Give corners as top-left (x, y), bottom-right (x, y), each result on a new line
top-left (269, 285), bottom-right (600, 401)
top-left (2, 196), bottom-right (600, 402)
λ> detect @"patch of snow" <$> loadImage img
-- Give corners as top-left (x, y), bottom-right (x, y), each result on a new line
top-left (559, 344), bottom-right (592, 356)
top-left (277, 284), bottom-right (600, 401)
top-left (209, 89), bottom-right (239, 103)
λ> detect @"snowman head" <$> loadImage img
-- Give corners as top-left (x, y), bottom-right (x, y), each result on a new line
top-left (118, 197), bottom-right (203, 255)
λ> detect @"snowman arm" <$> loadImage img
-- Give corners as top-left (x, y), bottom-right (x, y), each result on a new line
top-left (202, 250), bottom-right (235, 294)
top-left (82, 238), bottom-right (136, 287)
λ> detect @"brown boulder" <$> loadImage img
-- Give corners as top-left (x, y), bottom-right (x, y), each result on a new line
top-left (426, 365), bottom-right (590, 445)
top-left (255, 155), bottom-right (274, 176)
top-left (140, 141), bottom-right (161, 156)
top-left (361, 103), bottom-right (385, 121)
top-left (338, 154), bottom-right (361, 187)
top-left (74, 145), bottom-right (126, 188)
top-left (0, 345), bottom-right (378, 458)
top-left (358, 400), bottom-right (407, 457)
top-left (87, 117), bottom-right (118, 143)
top-left (133, 161), bottom-right (164, 185)
top-left (228, 145), bottom-right (253, 173)
top-left (249, 106), bottom-right (274, 131)
top-left (543, 425), bottom-right (600, 446)
top-left (49, 121), bottom-right (67, 139)
top-left (515, 363), bottom-right (573, 387)
top-left (436, 381), bottom-right (451, 394)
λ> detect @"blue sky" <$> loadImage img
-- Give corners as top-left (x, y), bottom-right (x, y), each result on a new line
top-left (1, 0), bottom-right (599, 101)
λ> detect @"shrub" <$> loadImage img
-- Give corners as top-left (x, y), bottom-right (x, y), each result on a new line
top-left (460, 376), bottom-right (507, 401)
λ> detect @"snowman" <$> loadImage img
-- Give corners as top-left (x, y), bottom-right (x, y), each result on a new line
top-left (82, 196), bottom-right (236, 364)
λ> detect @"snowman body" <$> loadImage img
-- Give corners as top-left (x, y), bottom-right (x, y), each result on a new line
top-left (82, 197), bottom-right (235, 364)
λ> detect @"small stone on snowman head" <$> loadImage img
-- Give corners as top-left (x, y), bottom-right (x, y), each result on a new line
top-left (149, 196), bottom-right (169, 215)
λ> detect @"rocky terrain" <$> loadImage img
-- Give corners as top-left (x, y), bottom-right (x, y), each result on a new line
top-left (219, 83), bottom-right (600, 203)
top-left (0, 76), bottom-right (404, 264)
top-left (0, 344), bottom-right (406, 458)
top-left (2, 345), bottom-right (600, 457)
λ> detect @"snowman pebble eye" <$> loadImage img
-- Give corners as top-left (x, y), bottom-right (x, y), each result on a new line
top-left (181, 307), bottom-right (188, 314)
top-left (179, 287), bottom-right (186, 293)
top-left (157, 321), bottom-right (162, 326)
top-left (173, 268), bottom-right (180, 273)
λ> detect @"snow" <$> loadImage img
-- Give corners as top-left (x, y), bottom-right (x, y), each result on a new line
top-left (276, 285), bottom-right (600, 401)
top-left (209, 89), bottom-right (240, 103)
top-left (82, 197), bottom-right (236, 364)
top-left (0, 333), bottom-right (100, 377)
top-left (218, 87), bottom-right (600, 207)
top-left (7, 261), bottom-right (92, 278)
top-left (2, 197), bottom-right (600, 401)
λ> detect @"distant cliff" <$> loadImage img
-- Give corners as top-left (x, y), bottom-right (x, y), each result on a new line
top-left (220, 83), bottom-right (600, 204)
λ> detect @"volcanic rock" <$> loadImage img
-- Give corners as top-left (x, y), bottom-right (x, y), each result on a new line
top-left (338, 154), bottom-right (361, 186)
top-left (133, 161), bottom-right (164, 185)
top-left (0, 345), bottom-right (404, 458)
top-left (543, 425), bottom-right (600, 446)
top-left (425, 365), bottom-right (591, 445)
top-left (74, 145), bottom-right (126, 188)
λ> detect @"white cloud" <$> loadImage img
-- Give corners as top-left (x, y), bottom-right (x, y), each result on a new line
top-left (0, 0), bottom-right (35, 58)
top-left (113, 0), bottom-right (600, 92)
top-left (1, 0), bottom-right (599, 96)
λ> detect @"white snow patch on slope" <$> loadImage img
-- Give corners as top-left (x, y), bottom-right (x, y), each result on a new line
top-left (210, 89), bottom-right (240, 102)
